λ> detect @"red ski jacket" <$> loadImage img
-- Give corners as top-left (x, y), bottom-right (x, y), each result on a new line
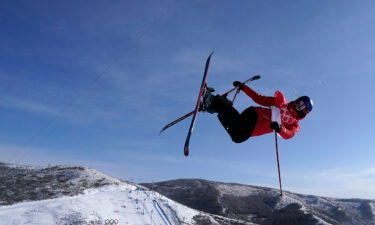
top-left (242, 86), bottom-right (300, 139)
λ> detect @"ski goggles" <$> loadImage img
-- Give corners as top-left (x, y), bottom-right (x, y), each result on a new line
top-left (293, 100), bottom-right (309, 117)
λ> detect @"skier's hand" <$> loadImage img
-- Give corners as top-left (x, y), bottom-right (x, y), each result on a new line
top-left (270, 122), bottom-right (282, 133)
top-left (233, 81), bottom-right (245, 90)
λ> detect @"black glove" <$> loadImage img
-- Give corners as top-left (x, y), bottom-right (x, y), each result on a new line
top-left (233, 81), bottom-right (245, 90)
top-left (270, 122), bottom-right (282, 133)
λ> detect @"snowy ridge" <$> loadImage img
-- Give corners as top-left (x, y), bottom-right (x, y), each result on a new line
top-left (274, 193), bottom-right (307, 210)
top-left (216, 183), bottom-right (260, 197)
top-left (143, 179), bottom-right (375, 225)
top-left (0, 163), bottom-right (255, 225)
top-left (0, 163), bottom-right (121, 206)
top-left (2, 163), bottom-right (375, 225)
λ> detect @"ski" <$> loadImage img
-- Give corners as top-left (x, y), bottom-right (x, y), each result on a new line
top-left (159, 111), bottom-right (195, 135)
top-left (159, 75), bottom-right (261, 135)
top-left (184, 52), bottom-right (214, 156)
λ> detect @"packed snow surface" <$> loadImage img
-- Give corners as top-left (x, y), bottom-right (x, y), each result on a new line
top-left (0, 184), bottom-right (200, 225)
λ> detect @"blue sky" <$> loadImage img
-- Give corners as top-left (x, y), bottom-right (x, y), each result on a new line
top-left (1, 0), bottom-right (375, 199)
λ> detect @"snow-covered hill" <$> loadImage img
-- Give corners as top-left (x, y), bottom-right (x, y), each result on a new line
top-left (0, 163), bottom-right (255, 225)
top-left (142, 179), bottom-right (375, 225)
top-left (0, 184), bottom-right (194, 225)
top-left (3, 163), bottom-right (374, 225)
top-left (0, 162), bottom-right (121, 205)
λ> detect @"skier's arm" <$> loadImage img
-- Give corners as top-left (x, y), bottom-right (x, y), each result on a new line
top-left (279, 124), bottom-right (299, 139)
top-left (242, 86), bottom-right (275, 106)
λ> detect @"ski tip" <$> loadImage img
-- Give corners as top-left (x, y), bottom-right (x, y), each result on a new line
top-left (209, 51), bottom-right (214, 56)
top-left (159, 128), bottom-right (166, 136)
top-left (253, 75), bottom-right (261, 80)
top-left (184, 146), bottom-right (189, 156)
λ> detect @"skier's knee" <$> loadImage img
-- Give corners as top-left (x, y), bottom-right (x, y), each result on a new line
top-left (231, 133), bottom-right (251, 143)
top-left (232, 137), bottom-right (246, 143)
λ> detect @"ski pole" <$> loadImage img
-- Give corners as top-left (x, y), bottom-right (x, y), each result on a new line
top-left (274, 131), bottom-right (283, 197)
top-left (232, 89), bottom-right (241, 103)
top-left (231, 75), bottom-right (260, 104)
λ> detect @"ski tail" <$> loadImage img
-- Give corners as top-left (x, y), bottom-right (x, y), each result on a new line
top-left (184, 52), bottom-right (214, 156)
top-left (159, 111), bottom-right (194, 136)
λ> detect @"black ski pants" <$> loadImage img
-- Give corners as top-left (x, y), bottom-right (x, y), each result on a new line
top-left (212, 96), bottom-right (258, 143)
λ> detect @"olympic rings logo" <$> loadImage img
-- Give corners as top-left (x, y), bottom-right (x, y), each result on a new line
top-left (280, 104), bottom-right (296, 124)
top-left (105, 219), bottom-right (119, 225)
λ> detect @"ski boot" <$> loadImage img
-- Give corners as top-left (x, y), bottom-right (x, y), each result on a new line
top-left (200, 86), bottom-right (216, 113)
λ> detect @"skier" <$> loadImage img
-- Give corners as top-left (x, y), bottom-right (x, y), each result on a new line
top-left (201, 81), bottom-right (313, 143)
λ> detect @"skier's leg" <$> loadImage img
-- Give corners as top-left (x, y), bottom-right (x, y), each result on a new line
top-left (218, 113), bottom-right (244, 143)
top-left (202, 94), bottom-right (231, 113)
top-left (206, 95), bottom-right (241, 140)
top-left (207, 95), bottom-right (257, 143)
top-left (218, 106), bottom-right (258, 143)
top-left (238, 106), bottom-right (258, 138)
top-left (212, 96), bottom-right (246, 143)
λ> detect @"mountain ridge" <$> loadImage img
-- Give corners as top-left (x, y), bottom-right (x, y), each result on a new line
top-left (1, 162), bottom-right (374, 225)
top-left (141, 178), bottom-right (375, 225)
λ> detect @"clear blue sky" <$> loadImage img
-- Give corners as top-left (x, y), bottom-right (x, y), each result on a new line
top-left (1, 0), bottom-right (375, 199)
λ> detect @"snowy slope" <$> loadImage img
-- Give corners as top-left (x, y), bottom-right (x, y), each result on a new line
top-left (2, 163), bottom-right (374, 225)
top-left (0, 184), bottom-right (202, 225)
top-left (0, 163), bottom-right (257, 225)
